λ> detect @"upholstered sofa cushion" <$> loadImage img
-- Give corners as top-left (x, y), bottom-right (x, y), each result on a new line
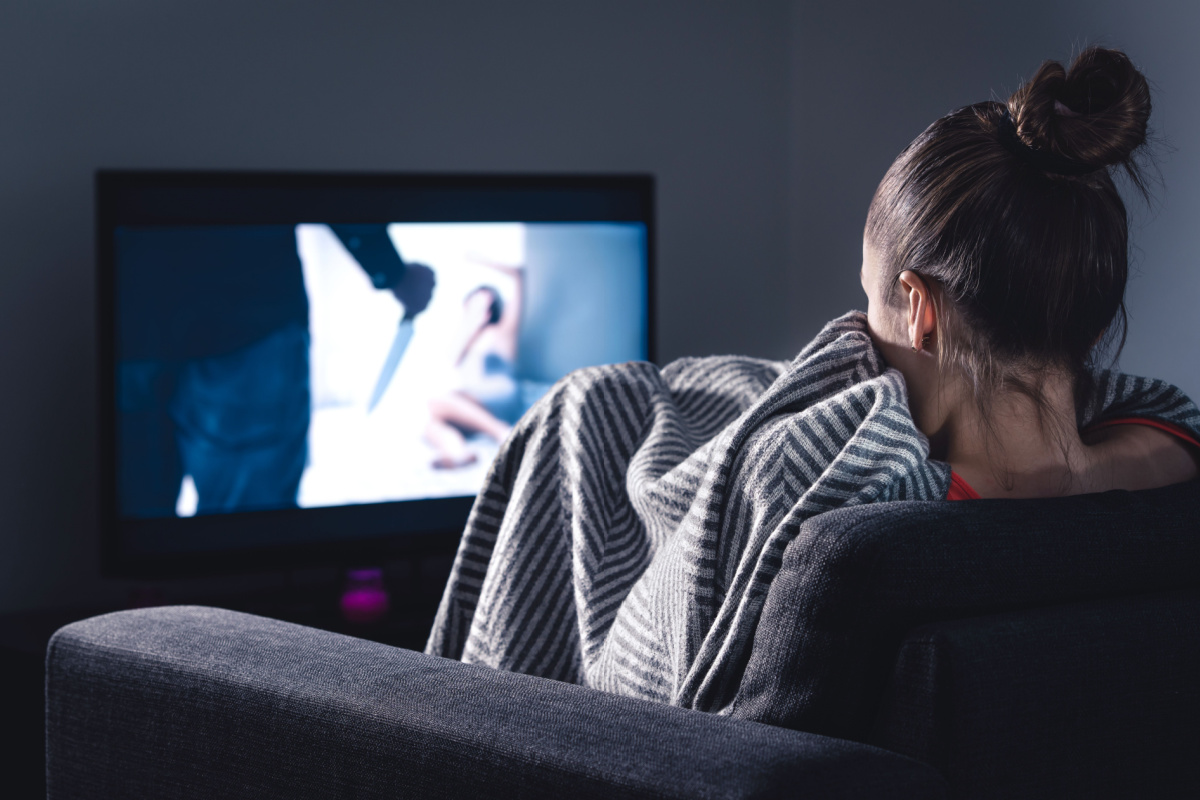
top-left (731, 479), bottom-right (1200, 740)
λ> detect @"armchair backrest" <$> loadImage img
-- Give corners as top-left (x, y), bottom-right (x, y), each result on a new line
top-left (871, 589), bottom-right (1200, 798)
top-left (729, 479), bottom-right (1200, 741)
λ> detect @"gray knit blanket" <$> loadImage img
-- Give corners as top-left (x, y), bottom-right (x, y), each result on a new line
top-left (426, 311), bottom-right (1199, 713)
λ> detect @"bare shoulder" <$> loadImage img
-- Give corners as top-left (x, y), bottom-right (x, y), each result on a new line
top-left (1081, 424), bottom-right (1200, 492)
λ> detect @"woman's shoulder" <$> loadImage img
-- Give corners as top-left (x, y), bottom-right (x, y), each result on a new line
top-left (1081, 420), bottom-right (1200, 493)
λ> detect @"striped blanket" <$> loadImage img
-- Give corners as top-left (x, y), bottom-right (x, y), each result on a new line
top-left (426, 311), bottom-right (1199, 713)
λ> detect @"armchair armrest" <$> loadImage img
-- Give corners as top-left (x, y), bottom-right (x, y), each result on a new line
top-left (46, 606), bottom-right (946, 799)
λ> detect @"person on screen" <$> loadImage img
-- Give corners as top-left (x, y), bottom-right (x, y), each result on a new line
top-left (117, 224), bottom-right (434, 518)
top-left (424, 262), bottom-right (525, 469)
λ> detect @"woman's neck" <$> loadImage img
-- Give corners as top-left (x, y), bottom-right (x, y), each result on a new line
top-left (916, 370), bottom-right (1099, 498)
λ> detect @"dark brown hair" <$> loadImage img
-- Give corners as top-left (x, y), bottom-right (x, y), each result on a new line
top-left (864, 46), bottom-right (1152, 419)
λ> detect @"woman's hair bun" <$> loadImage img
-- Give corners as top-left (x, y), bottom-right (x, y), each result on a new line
top-left (1006, 45), bottom-right (1151, 173)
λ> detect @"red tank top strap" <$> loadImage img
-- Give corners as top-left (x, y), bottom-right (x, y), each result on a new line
top-left (1084, 416), bottom-right (1200, 450)
top-left (946, 471), bottom-right (981, 501)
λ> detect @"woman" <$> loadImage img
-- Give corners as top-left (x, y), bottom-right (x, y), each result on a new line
top-left (428, 46), bottom-right (1199, 704)
top-left (860, 45), bottom-right (1198, 498)
top-left (424, 262), bottom-right (524, 469)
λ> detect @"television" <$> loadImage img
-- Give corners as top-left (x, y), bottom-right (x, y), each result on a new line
top-left (98, 171), bottom-right (654, 577)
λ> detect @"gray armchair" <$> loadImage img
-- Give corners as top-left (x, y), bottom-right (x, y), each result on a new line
top-left (47, 480), bottom-right (1200, 798)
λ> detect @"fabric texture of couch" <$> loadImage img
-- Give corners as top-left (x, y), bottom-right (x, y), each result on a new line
top-left (45, 480), bottom-right (1200, 798)
top-left (45, 605), bottom-right (946, 799)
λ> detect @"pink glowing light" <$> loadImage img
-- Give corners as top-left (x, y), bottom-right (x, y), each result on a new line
top-left (340, 567), bottom-right (390, 624)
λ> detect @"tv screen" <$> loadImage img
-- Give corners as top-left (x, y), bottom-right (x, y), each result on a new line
top-left (98, 171), bottom-right (653, 576)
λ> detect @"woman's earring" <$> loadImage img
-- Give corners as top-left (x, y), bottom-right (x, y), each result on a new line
top-left (911, 334), bottom-right (932, 352)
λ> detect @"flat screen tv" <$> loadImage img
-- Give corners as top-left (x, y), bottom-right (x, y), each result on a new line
top-left (98, 171), bottom-right (653, 577)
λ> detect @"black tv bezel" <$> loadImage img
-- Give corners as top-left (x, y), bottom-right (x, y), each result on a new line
top-left (97, 169), bottom-right (655, 579)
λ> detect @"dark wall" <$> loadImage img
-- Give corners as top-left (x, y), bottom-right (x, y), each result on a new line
top-left (0, 0), bottom-right (791, 613)
top-left (788, 0), bottom-right (1200, 403)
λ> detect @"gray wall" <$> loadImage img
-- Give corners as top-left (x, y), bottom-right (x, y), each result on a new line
top-left (0, 0), bottom-right (790, 613)
top-left (2, 0), bottom-right (1197, 614)
top-left (788, 0), bottom-right (1200, 402)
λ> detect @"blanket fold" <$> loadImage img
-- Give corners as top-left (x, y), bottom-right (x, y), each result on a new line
top-left (427, 311), bottom-right (1200, 715)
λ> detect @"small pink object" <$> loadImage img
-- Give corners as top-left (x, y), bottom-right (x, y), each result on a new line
top-left (340, 568), bottom-right (390, 624)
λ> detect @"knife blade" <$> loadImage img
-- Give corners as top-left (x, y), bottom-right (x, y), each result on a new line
top-left (367, 317), bottom-right (415, 413)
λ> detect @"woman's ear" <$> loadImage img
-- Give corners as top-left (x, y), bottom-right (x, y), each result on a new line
top-left (897, 270), bottom-right (937, 352)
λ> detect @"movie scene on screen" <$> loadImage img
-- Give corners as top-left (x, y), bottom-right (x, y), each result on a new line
top-left (115, 222), bottom-right (648, 519)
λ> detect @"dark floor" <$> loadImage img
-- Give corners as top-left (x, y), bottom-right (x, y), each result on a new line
top-left (1, 645), bottom-right (45, 799)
